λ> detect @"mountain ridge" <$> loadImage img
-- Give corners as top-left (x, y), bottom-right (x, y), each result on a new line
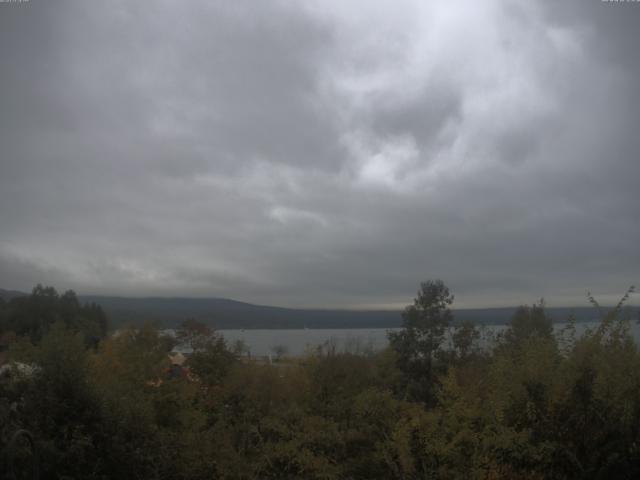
top-left (2, 288), bottom-right (635, 329)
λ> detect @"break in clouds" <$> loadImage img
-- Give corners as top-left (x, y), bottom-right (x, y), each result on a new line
top-left (0, 0), bottom-right (638, 308)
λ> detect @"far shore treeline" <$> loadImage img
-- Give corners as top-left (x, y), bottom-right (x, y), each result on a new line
top-left (0, 287), bottom-right (634, 330)
top-left (1, 281), bottom-right (640, 478)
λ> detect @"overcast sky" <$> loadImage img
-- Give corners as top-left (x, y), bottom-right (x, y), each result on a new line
top-left (1, 0), bottom-right (638, 308)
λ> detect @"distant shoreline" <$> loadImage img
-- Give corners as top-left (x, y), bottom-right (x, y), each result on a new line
top-left (3, 288), bottom-right (636, 330)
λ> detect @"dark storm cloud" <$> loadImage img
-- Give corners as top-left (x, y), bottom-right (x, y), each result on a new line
top-left (0, 0), bottom-right (638, 308)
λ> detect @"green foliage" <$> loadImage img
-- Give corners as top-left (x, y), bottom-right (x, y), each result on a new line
top-left (0, 284), bottom-right (108, 346)
top-left (503, 300), bottom-right (553, 348)
top-left (452, 320), bottom-right (481, 360)
top-left (11, 323), bottom-right (104, 478)
top-left (2, 283), bottom-right (640, 479)
top-left (392, 279), bottom-right (454, 357)
top-left (176, 318), bottom-right (237, 385)
top-left (388, 279), bottom-right (455, 403)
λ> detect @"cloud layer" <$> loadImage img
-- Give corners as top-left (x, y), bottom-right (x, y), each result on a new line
top-left (1, 0), bottom-right (638, 308)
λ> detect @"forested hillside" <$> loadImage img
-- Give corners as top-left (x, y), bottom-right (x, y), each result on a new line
top-left (3, 288), bottom-right (628, 329)
top-left (76, 295), bottom-right (631, 329)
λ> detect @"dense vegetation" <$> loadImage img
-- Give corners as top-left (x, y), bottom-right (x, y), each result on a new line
top-left (1, 282), bottom-right (639, 479)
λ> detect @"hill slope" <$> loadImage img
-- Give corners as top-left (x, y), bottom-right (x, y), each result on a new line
top-left (78, 295), bottom-right (620, 329)
top-left (3, 288), bottom-right (633, 329)
top-left (0, 288), bottom-right (27, 302)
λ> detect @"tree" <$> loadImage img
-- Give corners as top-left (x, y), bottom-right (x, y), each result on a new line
top-left (388, 280), bottom-right (454, 403)
top-left (452, 321), bottom-right (480, 361)
top-left (176, 319), bottom-right (236, 385)
top-left (175, 318), bottom-right (214, 352)
top-left (503, 300), bottom-right (552, 347)
top-left (0, 285), bottom-right (108, 346)
top-left (15, 322), bottom-right (105, 478)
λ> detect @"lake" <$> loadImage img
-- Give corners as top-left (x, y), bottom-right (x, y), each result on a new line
top-left (211, 321), bottom-right (640, 357)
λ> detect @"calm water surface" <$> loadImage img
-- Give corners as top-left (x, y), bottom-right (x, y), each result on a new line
top-left (213, 321), bottom-right (640, 357)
